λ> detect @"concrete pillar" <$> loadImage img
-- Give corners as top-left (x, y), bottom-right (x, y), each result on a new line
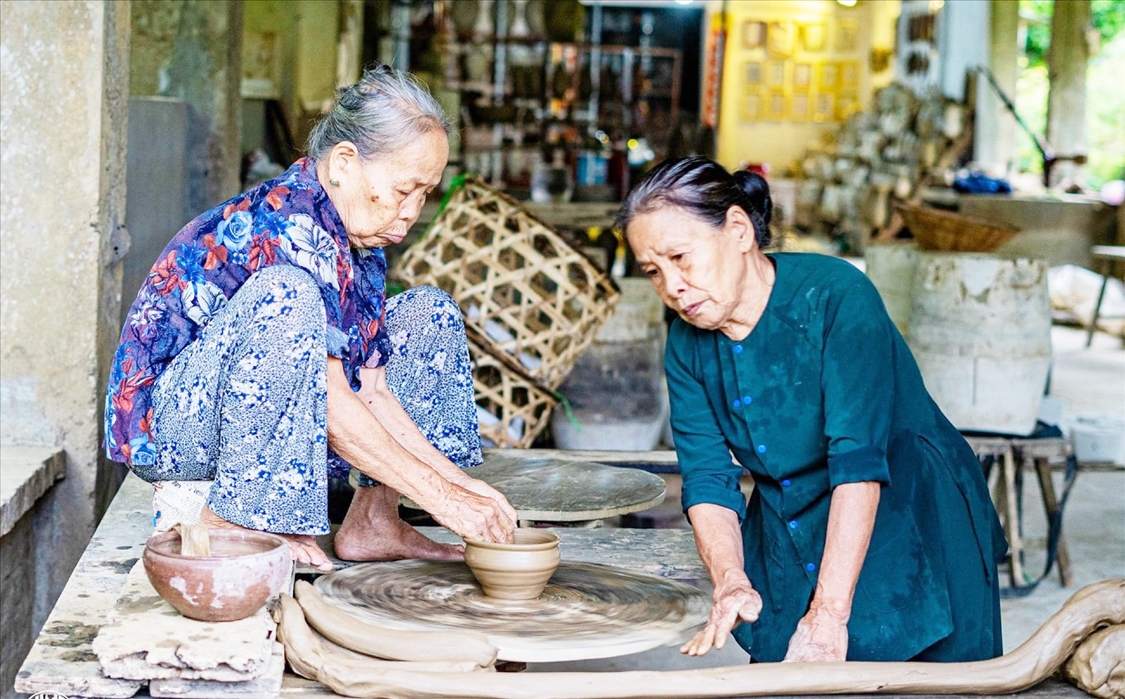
top-left (937, 0), bottom-right (990, 101)
top-left (1046, 0), bottom-right (1090, 186)
top-left (975, 0), bottom-right (1020, 174)
top-left (0, 0), bottom-right (130, 688)
top-left (130, 0), bottom-right (243, 215)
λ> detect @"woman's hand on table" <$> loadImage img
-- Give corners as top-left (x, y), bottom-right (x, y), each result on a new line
top-left (783, 603), bottom-right (850, 662)
top-left (680, 569), bottom-right (762, 656)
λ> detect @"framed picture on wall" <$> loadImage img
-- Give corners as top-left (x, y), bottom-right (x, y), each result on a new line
top-left (813, 92), bottom-right (836, 123)
top-left (836, 92), bottom-right (860, 121)
top-left (840, 61), bottom-right (860, 89)
top-left (766, 90), bottom-right (787, 121)
top-left (818, 62), bottom-right (838, 91)
top-left (740, 90), bottom-right (763, 122)
top-left (766, 21), bottom-right (795, 58)
top-left (800, 23), bottom-right (827, 53)
top-left (789, 92), bottom-right (811, 121)
top-left (836, 19), bottom-right (859, 53)
top-left (745, 61), bottom-right (764, 87)
top-left (793, 62), bottom-right (813, 89)
top-left (766, 60), bottom-right (786, 89)
top-left (742, 21), bottom-right (766, 50)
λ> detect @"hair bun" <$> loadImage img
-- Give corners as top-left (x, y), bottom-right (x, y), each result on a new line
top-left (733, 170), bottom-right (772, 228)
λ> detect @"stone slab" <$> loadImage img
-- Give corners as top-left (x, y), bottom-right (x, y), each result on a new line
top-left (148, 643), bottom-right (284, 699)
top-left (14, 474), bottom-right (151, 697)
top-left (93, 562), bottom-right (277, 682)
top-left (0, 445), bottom-right (65, 537)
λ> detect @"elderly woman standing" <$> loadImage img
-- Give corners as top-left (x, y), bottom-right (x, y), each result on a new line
top-left (618, 157), bottom-right (1007, 663)
top-left (106, 66), bottom-right (516, 571)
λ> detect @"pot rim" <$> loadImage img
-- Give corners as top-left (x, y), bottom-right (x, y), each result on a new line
top-left (144, 528), bottom-right (288, 562)
top-left (463, 529), bottom-right (559, 551)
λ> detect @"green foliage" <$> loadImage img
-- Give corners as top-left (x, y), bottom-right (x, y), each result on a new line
top-left (1091, 0), bottom-right (1125, 46)
top-left (1086, 32), bottom-right (1125, 188)
top-left (1020, 0), bottom-right (1054, 68)
top-left (1015, 0), bottom-right (1125, 188)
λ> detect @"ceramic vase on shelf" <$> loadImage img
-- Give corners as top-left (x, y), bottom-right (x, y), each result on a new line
top-left (475, 0), bottom-right (494, 36)
top-left (450, 0), bottom-right (479, 38)
top-left (509, 0), bottom-right (530, 37)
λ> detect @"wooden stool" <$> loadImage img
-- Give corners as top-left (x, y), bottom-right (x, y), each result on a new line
top-left (1085, 245), bottom-right (1125, 347)
top-left (964, 436), bottom-right (1075, 590)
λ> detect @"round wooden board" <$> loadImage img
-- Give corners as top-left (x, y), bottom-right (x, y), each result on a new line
top-left (314, 560), bottom-right (709, 662)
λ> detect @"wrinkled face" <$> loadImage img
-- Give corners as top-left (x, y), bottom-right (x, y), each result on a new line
top-left (627, 206), bottom-right (756, 333)
top-left (330, 129), bottom-right (449, 249)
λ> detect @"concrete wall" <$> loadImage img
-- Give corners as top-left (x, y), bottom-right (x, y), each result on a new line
top-left (0, 0), bottom-right (130, 692)
top-left (130, 0), bottom-right (243, 214)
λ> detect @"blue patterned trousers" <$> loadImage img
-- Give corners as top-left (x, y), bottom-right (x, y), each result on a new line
top-left (143, 265), bottom-right (481, 535)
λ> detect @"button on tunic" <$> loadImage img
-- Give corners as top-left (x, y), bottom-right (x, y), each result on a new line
top-left (666, 253), bottom-right (1006, 662)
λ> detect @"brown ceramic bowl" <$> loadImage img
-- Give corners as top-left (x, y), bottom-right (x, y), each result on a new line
top-left (463, 529), bottom-right (561, 601)
top-left (142, 528), bottom-right (291, 622)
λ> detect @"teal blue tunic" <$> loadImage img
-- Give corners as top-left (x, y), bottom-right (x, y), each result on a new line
top-left (666, 253), bottom-right (1006, 663)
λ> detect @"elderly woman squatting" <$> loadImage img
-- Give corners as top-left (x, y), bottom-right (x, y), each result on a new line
top-left (618, 157), bottom-right (1006, 663)
top-left (106, 67), bottom-right (516, 571)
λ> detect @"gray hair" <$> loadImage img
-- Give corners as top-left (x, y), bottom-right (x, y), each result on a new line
top-left (306, 65), bottom-right (451, 162)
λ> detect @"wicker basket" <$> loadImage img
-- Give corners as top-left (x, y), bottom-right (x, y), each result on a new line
top-left (470, 337), bottom-right (558, 450)
top-left (898, 204), bottom-right (1019, 253)
top-left (392, 176), bottom-right (619, 389)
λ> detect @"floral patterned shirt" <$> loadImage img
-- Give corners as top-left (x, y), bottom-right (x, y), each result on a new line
top-left (105, 159), bottom-right (391, 465)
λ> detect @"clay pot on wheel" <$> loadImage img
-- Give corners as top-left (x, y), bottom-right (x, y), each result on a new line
top-left (143, 528), bottom-right (290, 622)
top-left (463, 530), bottom-right (561, 600)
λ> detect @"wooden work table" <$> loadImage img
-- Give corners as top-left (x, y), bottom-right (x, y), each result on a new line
top-left (17, 449), bottom-right (1083, 698)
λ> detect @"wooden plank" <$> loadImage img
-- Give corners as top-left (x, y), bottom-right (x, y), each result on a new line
top-left (302, 526), bottom-right (707, 581)
top-left (14, 474), bottom-right (152, 697)
top-left (272, 671), bottom-right (1089, 698)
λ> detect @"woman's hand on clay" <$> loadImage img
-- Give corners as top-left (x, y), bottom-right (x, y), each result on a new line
top-left (456, 476), bottom-right (519, 527)
top-left (783, 605), bottom-right (849, 662)
top-left (428, 482), bottom-right (516, 544)
top-left (681, 569), bottom-right (762, 656)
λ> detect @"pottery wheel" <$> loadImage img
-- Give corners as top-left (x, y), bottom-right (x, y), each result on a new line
top-left (314, 560), bottom-right (709, 662)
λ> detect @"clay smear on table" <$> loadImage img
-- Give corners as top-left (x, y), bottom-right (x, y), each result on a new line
top-left (313, 560), bottom-right (710, 662)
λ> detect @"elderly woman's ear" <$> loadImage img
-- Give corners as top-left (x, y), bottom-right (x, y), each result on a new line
top-left (724, 205), bottom-right (760, 254)
top-left (325, 141), bottom-right (362, 183)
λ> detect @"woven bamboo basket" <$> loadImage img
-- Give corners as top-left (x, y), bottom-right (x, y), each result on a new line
top-left (392, 176), bottom-right (619, 389)
top-left (470, 337), bottom-right (558, 450)
top-left (898, 204), bottom-right (1019, 253)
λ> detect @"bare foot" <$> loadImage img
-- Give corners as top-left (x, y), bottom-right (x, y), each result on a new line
top-left (333, 484), bottom-right (465, 562)
top-left (200, 506), bottom-right (333, 571)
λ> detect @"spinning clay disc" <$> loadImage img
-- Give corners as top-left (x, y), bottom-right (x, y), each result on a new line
top-left (314, 560), bottom-right (709, 662)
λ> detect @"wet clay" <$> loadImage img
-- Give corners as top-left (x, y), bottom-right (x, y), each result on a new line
top-left (1065, 623), bottom-right (1124, 699)
top-left (463, 530), bottom-right (560, 600)
top-left (314, 560), bottom-right (709, 662)
top-left (173, 523), bottom-right (211, 556)
top-left (294, 580), bottom-right (497, 666)
top-left (273, 593), bottom-right (491, 684)
top-left (303, 578), bottom-right (1125, 699)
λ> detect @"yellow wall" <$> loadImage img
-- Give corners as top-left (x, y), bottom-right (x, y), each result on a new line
top-left (708, 0), bottom-right (899, 174)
